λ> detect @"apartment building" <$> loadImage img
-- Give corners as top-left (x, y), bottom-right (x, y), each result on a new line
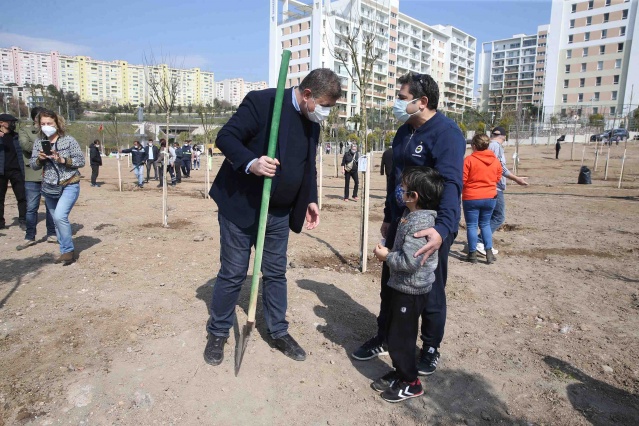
top-left (215, 78), bottom-right (268, 106)
top-left (478, 25), bottom-right (549, 116)
top-left (0, 46), bottom-right (216, 107)
top-left (543, 0), bottom-right (638, 120)
top-left (269, 0), bottom-right (477, 124)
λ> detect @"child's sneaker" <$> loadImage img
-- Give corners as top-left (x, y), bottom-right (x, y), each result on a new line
top-left (371, 371), bottom-right (399, 392)
top-left (381, 379), bottom-right (424, 403)
top-left (417, 346), bottom-right (440, 376)
top-left (351, 337), bottom-right (388, 360)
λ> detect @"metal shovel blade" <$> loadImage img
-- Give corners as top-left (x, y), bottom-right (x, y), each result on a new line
top-left (234, 321), bottom-right (254, 376)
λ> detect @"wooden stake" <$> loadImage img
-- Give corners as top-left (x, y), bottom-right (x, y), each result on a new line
top-left (117, 152), bottom-right (122, 192)
top-left (618, 149), bottom-right (627, 189)
top-left (360, 153), bottom-right (371, 273)
top-left (593, 139), bottom-right (600, 171)
top-left (162, 152), bottom-right (168, 227)
top-left (604, 147), bottom-right (610, 180)
top-left (318, 140), bottom-right (323, 210)
top-left (580, 144), bottom-right (586, 168)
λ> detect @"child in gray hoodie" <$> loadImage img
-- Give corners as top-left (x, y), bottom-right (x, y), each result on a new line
top-left (372, 166), bottom-right (444, 403)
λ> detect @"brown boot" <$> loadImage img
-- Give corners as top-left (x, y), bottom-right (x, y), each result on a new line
top-left (466, 251), bottom-right (478, 264)
top-left (486, 248), bottom-right (496, 264)
top-left (55, 251), bottom-right (75, 265)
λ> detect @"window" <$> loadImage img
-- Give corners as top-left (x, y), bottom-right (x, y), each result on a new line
top-left (568, 35), bottom-right (573, 44)
top-left (622, 9), bottom-right (628, 19)
top-left (605, 0), bottom-right (611, 5)
top-left (600, 45), bottom-right (606, 55)
top-left (565, 64), bottom-right (571, 73)
top-left (578, 93), bottom-right (583, 102)
top-left (618, 42), bottom-right (624, 52)
top-left (597, 61), bottom-right (603, 70)
top-left (580, 78), bottom-right (585, 87)
top-left (620, 27), bottom-right (626, 36)
top-left (603, 13), bottom-right (609, 23)
top-left (583, 47), bottom-right (589, 57)
top-left (585, 32), bottom-right (590, 41)
top-left (612, 91), bottom-right (617, 101)
top-left (562, 94), bottom-right (568, 103)
top-left (571, 3), bottom-right (577, 13)
top-left (615, 59), bottom-right (622, 69)
top-left (570, 19), bottom-right (575, 28)
top-left (588, 1), bottom-right (593, 9)
top-left (596, 76), bottom-right (602, 86)
top-left (564, 79), bottom-right (569, 88)
top-left (610, 106), bottom-right (616, 115)
top-left (566, 49), bottom-right (572, 59)
top-left (586, 16), bottom-right (592, 26)
top-left (594, 92), bottom-right (600, 101)
top-left (593, 107), bottom-right (599, 114)
top-left (601, 29), bottom-right (607, 39)
top-left (581, 63), bottom-right (587, 72)
top-left (614, 75), bottom-right (619, 84)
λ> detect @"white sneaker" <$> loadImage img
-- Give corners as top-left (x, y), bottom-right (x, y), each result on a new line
top-left (47, 235), bottom-right (58, 243)
top-left (476, 243), bottom-right (499, 256)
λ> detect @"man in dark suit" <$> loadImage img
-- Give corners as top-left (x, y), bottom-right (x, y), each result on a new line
top-left (145, 139), bottom-right (159, 182)
top-left (204, 68), bottom-right (342, 366)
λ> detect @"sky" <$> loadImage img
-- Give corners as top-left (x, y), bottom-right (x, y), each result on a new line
top-left (0, 0), bottom-right (553, 83)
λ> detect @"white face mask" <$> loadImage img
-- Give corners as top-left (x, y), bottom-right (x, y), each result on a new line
top-left (306, 98), bottom-right (331, 123)
top-left (393, 99), bottom-right (419, 123)
top-left (41, 125), bottom-right (57, 138)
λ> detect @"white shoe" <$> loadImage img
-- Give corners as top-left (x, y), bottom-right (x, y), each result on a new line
top-left (477, 243), bottom-right (498, 256)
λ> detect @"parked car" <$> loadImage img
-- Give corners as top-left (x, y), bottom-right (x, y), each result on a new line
top-left (633, 134), bottom-right (639, 141)
top-left (590, 128), bottom-right (629, 141)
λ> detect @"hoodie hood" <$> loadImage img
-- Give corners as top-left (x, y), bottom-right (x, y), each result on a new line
top-left (473, 149), bottom-right (497, 166)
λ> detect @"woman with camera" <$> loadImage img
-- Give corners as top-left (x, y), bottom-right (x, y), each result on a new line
top-left (30, 110), bottom-right (85, 265)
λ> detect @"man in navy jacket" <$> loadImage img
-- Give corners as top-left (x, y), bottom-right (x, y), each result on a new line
top-left (352, 73), bottom-right (466, 379)
top-left (204, 68), bottom-right (342, 366)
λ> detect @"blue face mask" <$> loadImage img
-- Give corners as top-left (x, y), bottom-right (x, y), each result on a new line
top-left (393, 99), bottom-right (419, 123)
top-left (395, 184), bottom-right (407, 208)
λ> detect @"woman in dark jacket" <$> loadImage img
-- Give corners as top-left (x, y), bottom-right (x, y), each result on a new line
top-left (89, 139), bottom-right (102, 187)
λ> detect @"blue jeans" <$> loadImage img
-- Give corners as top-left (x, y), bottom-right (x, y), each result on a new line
top-left (44, 183), bottom-right (80, 254)
top-left (207, 212), bottom-right (290, 339)
top-left (133, 164), bottom-right (144, 185)
top-left (478, 190), bottom-right (505, 246)
top-left (464, 198), bottom-right (497, 252)
top-left (24, 181), bottom-right (56, 241)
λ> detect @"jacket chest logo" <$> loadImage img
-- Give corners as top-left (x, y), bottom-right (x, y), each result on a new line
top-left (414, 145), bottom-right (423, 154)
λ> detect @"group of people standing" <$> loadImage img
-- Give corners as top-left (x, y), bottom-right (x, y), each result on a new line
top-left (0, 107), bottom-right (85, 265)
top-left (88, 139), bottom-right (203, 188)
top-left (201, 69), bottom-right (485, 404)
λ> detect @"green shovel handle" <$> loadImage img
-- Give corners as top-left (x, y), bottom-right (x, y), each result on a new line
top-left (247, 50), bottom-right (291, 323)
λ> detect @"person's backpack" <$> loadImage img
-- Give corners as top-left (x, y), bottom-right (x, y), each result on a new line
top-left (344, 152), bottom-right (358, 172)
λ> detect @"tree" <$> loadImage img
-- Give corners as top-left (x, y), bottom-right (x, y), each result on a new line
top-left (324, 5), bottom-right (386, 153)
top-left (144, 51), bottom-right (182, 226)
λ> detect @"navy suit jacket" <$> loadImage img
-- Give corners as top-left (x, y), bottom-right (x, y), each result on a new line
top-left (209, 87), bottom-right (319, 234)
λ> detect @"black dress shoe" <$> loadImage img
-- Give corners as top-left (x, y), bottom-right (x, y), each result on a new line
top-left (272, 334), bottom-right (306, 361)
top-left (204, 334), bottom-right (227, 365)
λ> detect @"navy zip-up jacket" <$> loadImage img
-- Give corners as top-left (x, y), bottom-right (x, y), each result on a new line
top-left (384, 111), bottom-right (465, 239)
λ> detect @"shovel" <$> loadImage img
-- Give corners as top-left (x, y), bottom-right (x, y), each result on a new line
top-left (235, 50), bottom-right (291, 376)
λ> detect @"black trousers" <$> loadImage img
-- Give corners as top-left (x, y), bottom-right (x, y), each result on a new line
top-left (158, 164), bottom-right (176, 185)
top-left (181, 158), bottom-right (191, 177)
top-left (387, 288), bottom-right (428, 382)
top-left (555, 148), bottom-right (560, 159)
top-left (146, 159), bottom-right (158, 180)
top-left (377, 219), bottom-right (456, 349)
top-left (174, 160), bottom-right (182, 182)
top-left (344, 170), bottom-right (359, 199)
top-left (91, 164), bottom-right (100, 185)
top-left (0, 169), bottom-right (27, 227)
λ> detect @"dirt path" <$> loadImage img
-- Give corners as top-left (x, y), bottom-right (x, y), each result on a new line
top-left (1, 143), bottom-right (639, 425)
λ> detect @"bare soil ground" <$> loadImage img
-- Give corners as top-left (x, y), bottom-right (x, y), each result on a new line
top-left (1, 142), bottom-right (639, 425)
